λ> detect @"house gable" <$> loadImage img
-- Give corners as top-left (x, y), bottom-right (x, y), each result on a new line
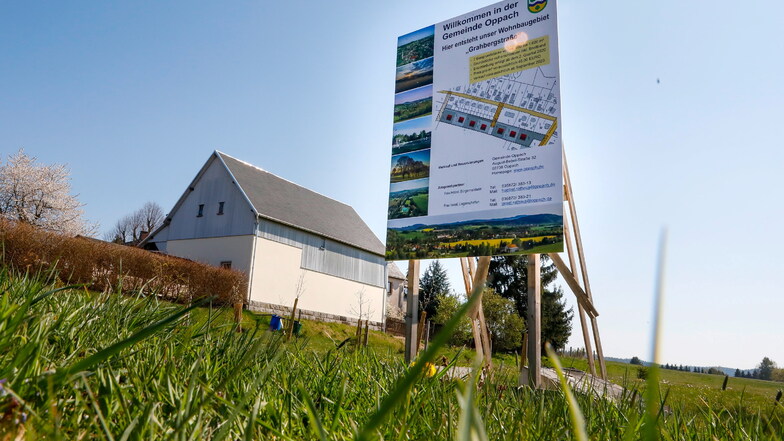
top-left (149, 154), bottom-right (258, 243)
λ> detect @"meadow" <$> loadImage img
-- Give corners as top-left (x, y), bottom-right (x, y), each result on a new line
top-left (0, 267), bottom-right (781, 440)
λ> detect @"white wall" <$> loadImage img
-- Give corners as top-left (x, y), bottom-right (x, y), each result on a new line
top-left (250, 237), bottom-right (385, 323)
top-left (166, 156), bottom-right (256, 241)
top-left (166, 235), bottom-right (255, 276)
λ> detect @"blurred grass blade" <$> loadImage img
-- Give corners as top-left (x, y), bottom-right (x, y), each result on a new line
top-left (643, 229), bottom-right (667, 441)
top-left (30, 284), bottom-right (85, 305)
top-left (456, 358), bottom-right (489, 441)
top-left (301, 385), bottom-right (329, 441)
top-left (355, 286), bottom-right (482, 441)
top-left (546, 343), bottom-right (588, 441)
top-left (59, 296), bottom-right (214, 378)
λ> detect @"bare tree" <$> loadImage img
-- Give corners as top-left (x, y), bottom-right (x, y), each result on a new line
top-left (140, 201), bottom-right (164, 233)
top-left (0, 149), bottom-right (96, 236)
top-left (106, 201), bottom-right (165, 245)
top-left (349, 287), bottom-right (376, 322)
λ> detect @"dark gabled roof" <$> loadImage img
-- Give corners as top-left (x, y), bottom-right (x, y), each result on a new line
top-left (387, 261), bottom-right (405, 280)
top-left (216, 151), bottom-right (385, 256)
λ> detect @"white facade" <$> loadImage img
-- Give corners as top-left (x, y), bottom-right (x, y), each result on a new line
top-left (251, 237), bottom-right (384, 323)
top-left (143, 151), bottom-right (387, 324)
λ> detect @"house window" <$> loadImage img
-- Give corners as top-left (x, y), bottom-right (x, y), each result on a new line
top-left (197, 204), bottom-right (204, 217)
top-left (220, 261), bottom-right (232, 269)
top-left (217, 201), bottom-right (225, 215)
top-left (388, 282), bottom-right (393, 295)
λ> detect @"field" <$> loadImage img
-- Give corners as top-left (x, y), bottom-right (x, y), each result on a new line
top-left (0, 268), bottom-right (781, 440)
top-left (440, 236), bottom-right (558, 248)
top-left (393, 98), bottom-right (432, 123)
top-left (388, 187), bottom-right (429, 219)
top-left (386, 214), bottom-right (564, 260)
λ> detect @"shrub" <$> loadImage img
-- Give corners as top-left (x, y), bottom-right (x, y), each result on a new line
top-left (432, 292), bottom-right (473, 346)
top-left (0, 219), bottom-right (245, 305)
top-left (481, 288), bottom-right (525, 353)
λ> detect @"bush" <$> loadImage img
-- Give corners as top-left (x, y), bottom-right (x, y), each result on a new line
top-left (0, 219), bottom-right (245, 305)
top-left (481, 288), bottom-right (525, 353)
top-left (637, 366), bottom-right (649, 380)
top-left (432, 292), bottom-right (473, 346)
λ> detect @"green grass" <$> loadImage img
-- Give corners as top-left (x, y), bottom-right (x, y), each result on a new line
top-left (411, 194), bottom-right (429, 213)
top-left (0, 267), bottom-right (781, 440)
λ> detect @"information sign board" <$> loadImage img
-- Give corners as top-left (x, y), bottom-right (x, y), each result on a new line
top-left (387, 0), bottom-right (564, 260)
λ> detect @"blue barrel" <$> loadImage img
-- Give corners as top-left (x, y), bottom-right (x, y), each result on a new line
top-left (269, 314), bottom-right (283, 331)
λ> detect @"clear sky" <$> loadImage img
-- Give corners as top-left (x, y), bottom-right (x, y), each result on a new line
top-left (2, 1), bottom-right (782, 369)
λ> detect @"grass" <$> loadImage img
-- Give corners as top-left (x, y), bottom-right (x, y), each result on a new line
top-left (0, 266), bottom-right (781, 439)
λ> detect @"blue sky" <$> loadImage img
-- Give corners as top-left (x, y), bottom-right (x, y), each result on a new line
top-left (2, 0), bottom-right (783, 369)
top-left (394, 84), bottom-right (433, 105)
top-left (394, 116), bottom-right (431, 137)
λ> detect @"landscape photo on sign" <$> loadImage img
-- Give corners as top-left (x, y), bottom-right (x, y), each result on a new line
top-left (386, 0), bottom-right (563, 261)
top-left (392, 116), bottom-right (431, 156)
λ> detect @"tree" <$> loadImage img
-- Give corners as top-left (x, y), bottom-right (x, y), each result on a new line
top-left (758, 357), bottom-right (777, 381)
top-left (487, 254), bottom-right (573, 352)
top-left (630, 356), bottom-right (642, 365)
top-left (107, 201), bottom-right (164, 245)
top-left (734, 368), bottom-right (742, 377)
top-left (0, 149), bottom-right (95, 236)
top-left (481, 288), bottom-right (526, 352)
top-left (432, 292), bottom-right (473, 347)
top-left (419, 260), bottom-right (450, 319)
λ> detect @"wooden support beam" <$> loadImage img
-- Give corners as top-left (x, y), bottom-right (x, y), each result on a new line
top-left (416, 311), bottom-right (427, 352)
top-left (563, 213), bottom-right (596, 375)
top-left (473, 256), bottom-right (493, 369)
top-left (405, 260), bottom-right (420, 364)
top-left (563, 150), bottom-right (607, 378)
top-left (547, 253), bottom-right (599, 317)
top-left (527, 254), bottom-right (542, 388)
top-left (460, 258), bottom-right (484, 358)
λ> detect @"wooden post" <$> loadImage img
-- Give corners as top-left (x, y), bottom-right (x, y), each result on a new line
top-left (472, 256), bottom-right (493, 369)
top-left (363, 320), bottom-right (370, 347)
top-left (416, 311), bottom-right (427, 353)
top-left (527, 254), bottom-right (541, 388)
top-left (405, 260), bottom-right (421, 364)
top-left (286, 298), bottom-right (299, 341)
top-left (563, 150), bottom-right (607, 379)
top-left (460, 258), bottom-right (484, 358)
top-left (424, 320), bottom-right (431, 351)
top-left (233, 302), bottom-right (243, 332)
top-left (562, 212), bottom-right (596, 375)
top-left (520, 332), bottom-right (528, 373)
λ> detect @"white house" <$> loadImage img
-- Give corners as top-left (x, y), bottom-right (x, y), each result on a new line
top-left (141, 151), bottom-right (387, 325)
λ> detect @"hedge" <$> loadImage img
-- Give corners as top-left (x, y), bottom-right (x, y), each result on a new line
top-left (0, 220), bottom-right (246, 306)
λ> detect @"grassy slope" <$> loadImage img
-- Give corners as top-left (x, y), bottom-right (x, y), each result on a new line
top-left (0, 269), bottom-right (781, 439)
top-left (236, 307), bottom-right (783, 415)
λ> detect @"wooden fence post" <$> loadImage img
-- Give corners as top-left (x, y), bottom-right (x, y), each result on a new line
top-left (405, 260), bottom-right (421, 364)
top-left (527, 254), bottom-right (541, 388)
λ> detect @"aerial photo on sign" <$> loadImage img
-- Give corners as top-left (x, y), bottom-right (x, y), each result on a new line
top-left (386, 0), bottom-right (564, 261)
